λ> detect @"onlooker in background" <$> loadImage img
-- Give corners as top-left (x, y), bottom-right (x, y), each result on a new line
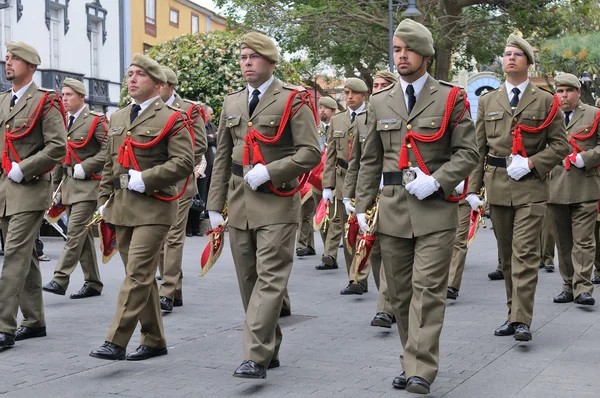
top-left (199, 105), bottom-right (217, 218)
top-left (187, 154), bottom-right (207, 237)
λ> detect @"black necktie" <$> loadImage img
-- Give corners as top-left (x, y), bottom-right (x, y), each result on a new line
top-left (325, 125), bottom-right (329, 134)
top-left (130, 104), bottom-right (141, 124)
top-left (510, 87), bottom-right (521, 112)
top-left (406, 84), bottom-right (416, 114)
top-left (351, 111), bottom-right (356, 122)
top-left (67, 116), bottom-right (75, 131)
top-left (564, 111), bottom-right (571, 127)
top-left (248, 89), bottom-right (260, 117)
top-left (9, 95), bottom-right (17, 109)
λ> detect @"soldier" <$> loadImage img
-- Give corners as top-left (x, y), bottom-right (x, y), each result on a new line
top-left (89, 54), bottom-right (193, 361)
top-left (467, 34), bottom-right (569, 342)
top-left (156, 66), bottom-right (207, 313)
top-left (42, 78), bottom-right (107, 299)
top-left (207, 32), bottom-right (320, 378)
top-left (0, 41), bottom-right (66, 349)
top-left (343, 70), bottom-right (397, 326)
top-left (547, 73), bottom-right (599, 305)
top-left (355, 19), bottom-right (478, 394)
top-left (321, 77), bottom-right (369, 295)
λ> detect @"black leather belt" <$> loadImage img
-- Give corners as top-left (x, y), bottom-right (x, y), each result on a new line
top-left (113, 174), bottom-right (130, 189)
top-left (337, 159), bottom-right (348, 169)
top-left (485, 155), bottom-right (537, 179)
top-left (382, 170), bottom-right (416, 186)
top-left (231, 162), bottom-right (294, 194)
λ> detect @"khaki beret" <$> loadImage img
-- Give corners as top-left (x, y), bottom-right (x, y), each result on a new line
top-left (241, 32), bottom-right (279, 63)
top-left (161, 66), bottom-right (178, 85)
top-left (130, 53), bottom-right (166, 83)
top-left (62, 78), bottom-right (86, 96)
top-left (554, 73), bottom-right (581, 89)
top-left (374, 70), bottom-right (399, 85)
top-left (344, 77), bottom-right (369, 93)
top-left (394, 19), bottom-right (434, 57)
top-left (319, 96), bottom-right (338, 110)
top-left (6, 41), bottom-right (41, 65)
top-left (506, 34), bottom-right (534, 65)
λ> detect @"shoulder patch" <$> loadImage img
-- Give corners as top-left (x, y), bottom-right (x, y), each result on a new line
top-left (227, 86), bottom-right (245, 96)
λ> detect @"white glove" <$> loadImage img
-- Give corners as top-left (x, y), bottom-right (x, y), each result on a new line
top-left (208, 210), bottom-right (225, 229)
top-left (506, 154), bottom-right (531, 180)
top-left (342, 197), bottom-right (355, 215)
top-left (573, 153), bottom-right (585, 168)
top-left (357, 213), bottom-right (369, 234)
top-left (466, 193), bottom-right (484, 211)
top-left (244, 163), bottom-right (270, 191)
top-left (322, 188), bottom-right (334, 204)
top-left (7, 162), bottom-right (23, 183)
top-left (379, 175), bottom-right (384, 190)
top-left (405, 167), bottom-right (439, 200)
top-left (127, 169), bottom-right (146, 193)
top-left (455, 180), bottom-right (465, 195)
top-left (98, 204), bottom-right (105, 217)
top-left (73, 164), bottom-right (86, 179)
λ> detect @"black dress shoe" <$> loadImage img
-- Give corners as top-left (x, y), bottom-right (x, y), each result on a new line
top-left (90, 342), bottom-right (126, 360)
top-left (488, 270), bottom-right (504, 280)
top-left (126, 345), bottom-right (168, 361)
top-left (545, 264), bottom-right (555, 272)
top-left (315, 262), bottom-right (338, 270)
top-left (0, 333), bottom-right (15, 348)
top-left (160, 296), bottom-right (174, 312)
top-left (280, 307), bottom-right (291, 317)
top-left (539, 262), bottom-right (545, 269)
top-left (186, 232), bottom-right (193, 237)
top-left (592, 275), bottom-right (600, 284)
top-left (15, 326), bottom-right (46, 341)
top-left (371, 312), bottom-right (393, 328)
top-left (340, 282), bottom-right (365, 295)
top-left (320, 255), bottom-right (338, 267)
top-left (42, 280), bottom-right (66, 296)
top-left (575, 292), bottom-right (595, 306)
top-left (232, 360), bottom-right (266, 379)
top-left (268, 359), bottom-right (280, 369)
top-left (494, 320), bottom-right (516, 336)
top-left (447, 286), bottom-right (459, 300)
top-left (173, 299), bottom-right (183, 307)
top-left (70, 284), bottom-right (101, 299)
top-left (392, 371), bottom-right (406, 389)
top-left (406, 376), bottom-right (430, 394)
top-left (296, 247), bottom-right (316, 257)
top-left (514, 323), bottom-right (532, 341)
top-left (156, 275), bottom-right (162, 281)
top-left (553, 291), bottom-right (574, 303)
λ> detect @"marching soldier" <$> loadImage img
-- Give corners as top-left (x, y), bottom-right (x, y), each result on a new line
top-left (321, 77), bottom-right (369, 294)
top-left (89, 54), bottom-right (193, 361)
top-left (355, 20), bottom-right (478, 393)
top-left (157, 66), bottom-right (207, 312)
top-left (207, 32), bottom-right (320, 378)
top-left (42, 78), bottom-right (107, 299)
top-left (467, 34), bottom-right (569, 342)
top-left (0, 42), bottom-right (66, 349)
top-left (547, 73), bottom-right (599, 305)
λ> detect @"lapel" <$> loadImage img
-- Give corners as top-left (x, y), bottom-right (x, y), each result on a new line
top-left (567, 102), bottom-right (584, 130)
top-left (494, 85), bottom-right (513, 114)
top-left (128, 98), bottom-right (163, 130)
top-left (408, 76), bottom-right (437, 122)
top-left (234, 88), bottom-right (250, 122)
top-left (513, 82), bottom-right (537, 117)
top-left (250, 78), bottom-right (282, 121)
top-left (69, 106), bottom-right (89, 135)
top-left (386, 82), bottom-right (409, 122)
top-left (7, 81), bottom-right (38, 122)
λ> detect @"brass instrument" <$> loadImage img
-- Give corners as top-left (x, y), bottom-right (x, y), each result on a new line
top-left (353, 196), bottom-right (379, 281)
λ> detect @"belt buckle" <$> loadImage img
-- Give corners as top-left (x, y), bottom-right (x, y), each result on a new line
top-left (505, 156), bottom-right (512, 167)
top-left (243, 164), bottom-right (253, 177)
top-left (402, 169), bottom-right (416, 186)
top-left (119, 174), bottom-right (129, 189)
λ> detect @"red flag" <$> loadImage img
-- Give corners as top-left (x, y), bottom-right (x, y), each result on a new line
top-left (200, 223), bottom-right (226, 277)
top-left (345, 215), bottom-right (359, 249)
top-left (467, 208), bottom-right (485, 248)
top-left (98, 221), bottom-right (118, 264)
top-left (46, 201), bottom-right (66, 223)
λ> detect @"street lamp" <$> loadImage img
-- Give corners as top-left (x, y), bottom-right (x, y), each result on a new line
top-left (388, 0), bottom-right (422, 72)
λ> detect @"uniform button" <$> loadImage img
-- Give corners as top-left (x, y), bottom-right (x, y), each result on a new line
top-left (384, 125), bottom-right (389, 129)
top-left (36, 176), bottom-right (39, 180)
top-left (248, 122), bottom-right (253, 127)
top-left (407, 161), bottom-right (412, 166)
top-left (407, 143), bottom-right (412, 148)
top-left (229, 123), bottom-right (232, 127)
top-left (281, 183), bottom-right (286, 188)
top-left (270, 121), bottom-right (275, 126)
top-left (80, 136), bottom-right (84, 139)
top-left (154, 189), bottom-right (158, 193)
top-left (5, 124), bottom-right (8, 129)
top-left (32, 175), bottom-right (37, 178)
top-left (407, 124), bottom-right (412, 130)
top-left (532, 116), bottom-right (536, 120)
top-left (491, 117), bottom-right (495, 120)
top-left (146, 131), bottom-right (150, 134)
top-left (431, 122), bottom-right (436, 126)
top-left (67, 137), bottom-right (71, 140)
top-left (513, 118), bottom-right (517, 121)
top-left (127, 131), bottom-right (131, 136)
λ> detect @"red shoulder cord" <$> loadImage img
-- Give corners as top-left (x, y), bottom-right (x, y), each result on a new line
top-left (397, 86), bottom-right (470, 202)
top-left (64, 116), bottom-right (109, 180)
top-left (511, 95), bottom-right (560, 157)
top-left (2, 92), bottom-right (67, 174)
top-left (117, 110), bottom-right (194, 201)
top-left (564, 110), bottom-right (600, 170)
top-left (243, 89), bottom-right (318, 197)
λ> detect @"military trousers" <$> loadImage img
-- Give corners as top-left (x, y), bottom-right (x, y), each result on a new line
top-left (379, 229), bottom-right (455, 384)
top-left (0, 211), bottom-right (45, 334)
top-left (322, 199), bottom-right (344, 262)
top-left (52, 201), bottom-right (102, 292)
top-left (312, 191), bottom-right (326, 247)
top-left (296, 195), bottom-right (316, 252)
top-left (105, 224), bottom-right (169, 349)
top-left (491, 202), bottom-right (546, 326)
top-left (448, 201), bottom-right (471, 290)
top-left (548, 201), bottom-right (596, 297)
top-left (595, 220), bottom-right (600, 277)
top-left (229, 223), bottom-right (296, 368)
top-left (541, 208), bottom-right (556, 266)
top-left (366, 237), bottom-right (393, 315)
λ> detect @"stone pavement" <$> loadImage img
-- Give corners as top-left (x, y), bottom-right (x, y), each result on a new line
top-left (1, 226), bottom-right (599, 397)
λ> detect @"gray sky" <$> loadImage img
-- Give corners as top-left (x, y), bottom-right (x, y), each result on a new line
top-left (190, 0), bottom-right (222, 13)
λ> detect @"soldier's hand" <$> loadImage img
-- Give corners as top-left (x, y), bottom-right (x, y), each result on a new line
top-left (7, 162), bottom-right (23, 183)
top-left (455, 180), bottom-right (465, 195)
top-left (322, 188), bottom-right (333, 204)
top-left (342, 197), bottom-right (355, 215)
top-left (127, 169), bottom-right (146, 193)
top-left (244, 163), bottom-right (270, 190)
top-left (98, 204), bottom-right (105, 217)
top-left (208, 211), bottom-right (225, 229)
top-left (405, 167), bottom-right (438, 200)
top-left (73, 164), bottom-right (86, 180)
top-left (573, 153), bottom-right (585, 168)
top-left (506, 154), bottom-right (530, 180)
top-left (379, 174), bottom-right (384, 191)
top-left (357, 213), bottom-right (369, 234)
top-left (466, 193), bottom-right (484, 211)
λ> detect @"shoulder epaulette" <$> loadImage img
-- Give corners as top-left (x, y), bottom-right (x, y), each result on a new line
top-left (478, 87), bottom-right (498, 98)
top-left (183, 98), bottom-right (200, 105)
top-left (356, 109), bottom-right (367, 116)
top-left (89, 110), bottom-right (104, 117)
top-left (227, 87), bottom-right (245, 96)
top-left (37, 87), bottom-right (55, 92)
top-left (538, 86), bottom-right (554, 95)
top-left (166, 104), bottom-right (181, 112)
top-left (373, 84), bottom-right (393, 96)
top-left (439, 80), bottom-right (458, 88)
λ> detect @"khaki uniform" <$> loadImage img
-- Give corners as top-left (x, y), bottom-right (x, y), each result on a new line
top-left (296, 194), bottom-right (316, 252)
top-left (158, 94), bottom-right (207, 303)
top-left (98, 98), bottom-right (193, 349)
top-left (548, 101), bottom-right (600, 297)
top-left (541, 211), bottom-right (555, 265)
top-left (468, 83), bottom-right (570, 326)
top-left (0, 83), bottom-right (66, 334)
top-left (51, 107), bottom-right (107, 292)
top-left (448, 200), bottom-right (471, 290)
top-left (207, 78), bottom-right (320, 367)
top-left (355, 76), bottom-right (479, 384)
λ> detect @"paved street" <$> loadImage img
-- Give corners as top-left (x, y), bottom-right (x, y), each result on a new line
top-left (1, 225), bottom-right (599, 397)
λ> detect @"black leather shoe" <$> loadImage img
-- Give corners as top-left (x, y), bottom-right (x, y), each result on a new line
top-left (592, 275), bottom-right (600, 284)
top-left (406, 376), bottom-right (430, 394)
top-left (319, 255), bottom-right (338, 266)
top-left (539, 262), bottom-right (545, 269)
top-left (42, 280), bottom-right (66, 296)
top-left (296, 247), bottom-right (316, 257)
top-left (447, 287), bottom-right (459, 300)
top-left (514, 323), bottom-right (532, 341)
top-left (15, 326), bottom-right (46, 341)
top-left (494, 320), bottom-right (516, 336)
top-left (545, 264), bottom-right (555, 272)
top-left (392, 371), bottom-right (406, 389)
top-left (160, 296), bottom-right (174, 312)
top-left (553, 291), bottom-right (574, 303)
top-left (575, 292), bottom-right (595, 306)
top-left (268, 359), bottom-right (280, 369)
top-left (488, 270), bottom-right (504, 280)
top-left (233, 360), bottom-right (266, 379)
top-left (126, 345), bottom-right (168, 361)
top-left (371, 312), bottom-right (393, 328)
top-left (70, 284), bottom-right (101, 299)
top-left (173, 299), bottom-right (183, 307)
top-left (340, 282), bottom-right (365, 295)
top-left (0, 333), bottom-right (15, 348)
top-left (315, 262), bottom-right (338, 270)
top-left (280, 307), bottom-right (291, 317)
top-left (186, 232), bottom-right (193, 237)
top-left (90, 342), bottom-right (126, 360)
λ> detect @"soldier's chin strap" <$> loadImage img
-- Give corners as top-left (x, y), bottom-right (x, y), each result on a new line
top-left (242, 88), bottom-right (318, 197)
top-left (511, 95), bottom-right (560, 157)
top-left (64, 115), bottom-right (109, 180)
top-left (564, 110), bottom-right (600, 170)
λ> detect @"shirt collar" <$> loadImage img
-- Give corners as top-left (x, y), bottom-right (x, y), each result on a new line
top-left (248, 75), bottom-right (275, 100)
top-left (347, 102), bottom-right (366, 115)
top-left (399, 72), bottom-right (429, 100)
top-left (505, 79), bottom-right (530, 97)
top-left (11, 79), bottom-right (35, 104)
top-left (133, 95), bottom-right (161, 114)
top-left (67, 105), bottom-right (85, 120)
top-left (165, 93), bottom-right (176, 106)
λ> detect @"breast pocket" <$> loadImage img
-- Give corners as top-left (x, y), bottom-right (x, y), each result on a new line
top-left (483, 111), bottom-right (506, 138)
top-left (416, 115), bottom-right (445, 149)
top-left (376, 118), bottom-right (402, 152)
top-left (520, 110), bottom-right (545, 128)
top-left (225, 114), bottom-right (243, 144)
top-left (137, 128), bottom-right (165, 157)
top-left (257, 115), bottom-right (282, 136)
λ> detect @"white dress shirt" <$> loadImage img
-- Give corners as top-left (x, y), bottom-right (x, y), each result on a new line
top-left (505, 79), bottom-right (530, 104)
top-left (11, 79), bottom-right (35, 105)
top-left (247, 75), bottom-right (275, 104)
top-left (399, 72), bottom-right (429, 112)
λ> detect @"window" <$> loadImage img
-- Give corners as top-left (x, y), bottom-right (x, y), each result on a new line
top-left (143, 43), bottom-right (153, 54)
top-left (191, 13), bottom-right (199, 34)
top-left (169, 8), bottom-right (179, 28)
top-left (90, 20), bottom-right (100, 77)
top-left (145, 0), bottom-right (156, 36)
top-left (49, 7), bottom-right (61, 68)
top-left (0, 5), bottom-right (11, 57)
